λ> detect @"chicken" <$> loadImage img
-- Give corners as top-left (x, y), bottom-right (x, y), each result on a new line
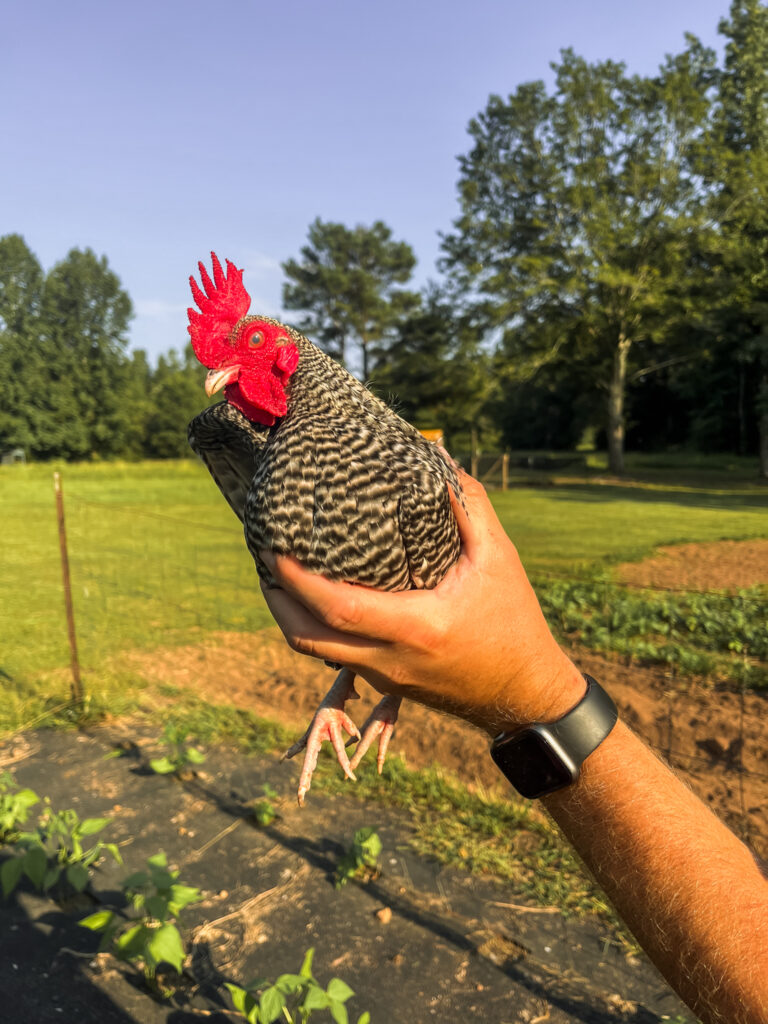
top-left (187, 253), bottom-right (462, 803)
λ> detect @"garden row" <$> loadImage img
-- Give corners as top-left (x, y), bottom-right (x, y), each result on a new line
top-left (0, 745), bottom-right (376, 1024)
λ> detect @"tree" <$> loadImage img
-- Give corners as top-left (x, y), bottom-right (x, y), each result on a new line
top-left (282, 218), bottom-right (420, 379)
top-left (143, 347), bottom-right (208, 459)
top-left (39, 248), bottom-right (133, 459)
top-left (441, 44), bottom-right (716, 473)
top-left (0, 235), bottom-right (45, 454)
top-left (370, 286), bottom-right (494, 450)
top-left (701, 0), bottom-right (768, 476)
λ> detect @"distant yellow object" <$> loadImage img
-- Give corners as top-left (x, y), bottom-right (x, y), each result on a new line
top-left (419, 428), bottom-right (444, 446)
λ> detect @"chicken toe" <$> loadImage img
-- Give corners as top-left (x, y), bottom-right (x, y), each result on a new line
top-left (282, 668), bottom-right (362, 805)
top-left (349, 695), bottom-right (402, 773)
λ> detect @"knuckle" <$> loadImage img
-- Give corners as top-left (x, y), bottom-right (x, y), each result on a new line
top-left (324, 593), bottom-right (362, 634)
top-left (285, 631), bottom-right (316, 658)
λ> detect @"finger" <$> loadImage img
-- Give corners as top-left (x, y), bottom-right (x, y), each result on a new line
top-left (450, 471), bottom-right (512, 558)
top-left (261, 580), bottom-right (378, 666)
top-left (261, 551), bottom-right (432, 643)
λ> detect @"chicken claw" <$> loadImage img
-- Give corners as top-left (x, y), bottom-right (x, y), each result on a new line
top-left (348, 695), bottom-right (402, 773)
top-left (282, 668), bottom-right (361, 805)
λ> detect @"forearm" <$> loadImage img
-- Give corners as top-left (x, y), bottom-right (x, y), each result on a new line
top-left (543, 719), bottom-right (768, 1024)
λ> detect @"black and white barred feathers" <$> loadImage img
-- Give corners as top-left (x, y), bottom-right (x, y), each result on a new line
top-left (188, 317), bottom-right (463, 594)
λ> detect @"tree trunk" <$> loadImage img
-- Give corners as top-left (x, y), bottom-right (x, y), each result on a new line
top-left (607, 336), bottom-right (631, 475)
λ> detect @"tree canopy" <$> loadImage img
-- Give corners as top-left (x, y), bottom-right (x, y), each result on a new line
top-left (440, 42), bottom-right (718, 473)
top-left (282, 218), bottom-right (420, 379)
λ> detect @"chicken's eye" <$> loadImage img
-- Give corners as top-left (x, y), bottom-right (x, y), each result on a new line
top-left (248, 330), bottom-right (265, 349)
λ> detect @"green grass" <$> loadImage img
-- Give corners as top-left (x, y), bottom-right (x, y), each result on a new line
top-left (1, 455), bottom-right (763, 942)
top-left (491, 480), bottom-right (767, 576)
top-left (1, 455), bottom-right (766, 732)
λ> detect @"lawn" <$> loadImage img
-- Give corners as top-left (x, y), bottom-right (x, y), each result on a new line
top-left (1, 454), bottom-right (766, 732)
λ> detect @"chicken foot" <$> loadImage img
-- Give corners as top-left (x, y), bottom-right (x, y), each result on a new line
top-left (282, 669), bottom-right (402, 805)
top-left (282, 667), bottom-right (362, 806)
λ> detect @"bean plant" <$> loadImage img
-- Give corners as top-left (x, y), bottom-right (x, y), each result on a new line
top-left (253, 784), bottom-right (279, 826)
top-left (0, 772), bottom-right (39, 843)
top-left (80, 851), bottom-right (201, 993)
top-left (537, 580), bottom-right (768, 687)
top-left (1, 797), bottom-right (121, 898)
top-left (335, 827), bottom-right (382, 888)
top-left (226, 947), bottom-right (370, 1024)
top-left (149, 722), bottom-right (206, 775)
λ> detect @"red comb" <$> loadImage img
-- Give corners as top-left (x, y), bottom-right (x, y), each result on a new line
top-left (187, 253), bottom-right (251, 365)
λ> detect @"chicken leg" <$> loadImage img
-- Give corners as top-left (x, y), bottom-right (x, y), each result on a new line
top-left (282, 668), bottom-right (401, 805)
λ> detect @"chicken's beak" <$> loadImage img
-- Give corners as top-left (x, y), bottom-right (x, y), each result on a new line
top-left (205, 365), bottom-right (240, 397)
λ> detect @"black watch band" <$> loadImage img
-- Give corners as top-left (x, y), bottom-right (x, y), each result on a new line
top-left (490, 675), bottom-right (618, 799)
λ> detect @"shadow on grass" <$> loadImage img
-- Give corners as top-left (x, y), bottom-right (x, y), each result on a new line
top-left (528, 480), bottom-right (768, 511)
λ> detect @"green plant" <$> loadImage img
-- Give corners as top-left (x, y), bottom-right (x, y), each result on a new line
top-left (149, 721), bottom-right (206, 775)
top-left (335, 827), bottom-right (382, 888)
top-left (80, 851), bottom-right (201, 994)
top-left (0, 772), bottom-right (39, 843)
top-left (226, 947), bottom-right (370, 1024)
top-left (1, 799), bottom-right (121, 898)
top-left (253, 784), bottom-right (279, 826)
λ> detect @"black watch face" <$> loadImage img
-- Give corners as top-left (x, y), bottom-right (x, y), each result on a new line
top-left (492, 729), bottom-right (578, 799)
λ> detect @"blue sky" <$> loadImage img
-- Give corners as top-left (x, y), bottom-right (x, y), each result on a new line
top-left (2, 0), bottom-right (730, 362)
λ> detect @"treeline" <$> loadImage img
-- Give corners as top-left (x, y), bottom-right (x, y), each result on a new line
top-left (0, 236), bottom-right (203, 460)
top-left (1, 0), bottom-right (767, 474)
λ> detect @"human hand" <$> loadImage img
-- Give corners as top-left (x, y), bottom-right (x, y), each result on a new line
top-left (260, 471), bottom-right (585, 736)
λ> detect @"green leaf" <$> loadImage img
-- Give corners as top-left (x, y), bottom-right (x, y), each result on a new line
top-left (42, 865), bottom-right (61, 890)
top-left (22, 845), bottom-right (48, 890)
top-left (14, 789), bottom-right (39, 811)
top-left (145, 894), bottom-right (171, 921)
top-left (1, 856), bottom-right (24, 897)
top-left (122, 870), bottom-right (149, 889)
top-left (328, 999), bottom-right (349, 1024)
top-left (149, 757), bottom-right (177, 775)
top-left (302, 984), bottom-right (330, 1011)
top-left (79, 909), bottom-right (115, 932)
top-left (78, 817), bottom-right (111, 836)
top-left (259, 985), bottom-right (286, 1022)
top-left (356, 1014), bottom-right (371, 1024)
top-left (225, 983), bottom-right (250, 1015)
top-left (299, 947), bottom-right (316, 979)
top-left (326, 978), bottom-right (355, 1003)
top-left (146, 922), bottom-right (185, 973)
top-left (184, 747), bottom-right (206, 764)
top-left (168, 883), bottom-right (201, 913)
top-left (102, 842), bottom-right (123, 865)
top-left (114, 923), bottom-right (147, 961)
top-left (275, 973), bottom-right (306, 995)
top-left (66, 862), bottom-right (90, 891)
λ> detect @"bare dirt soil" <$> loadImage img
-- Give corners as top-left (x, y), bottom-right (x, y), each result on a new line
top-left (125, 623), bottom-right (768, 864)
top-left (616, 538), bottom-right (768, 592)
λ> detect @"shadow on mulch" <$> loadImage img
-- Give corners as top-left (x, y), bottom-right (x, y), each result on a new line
top-left (0, 727), bottom-right (695, 1024)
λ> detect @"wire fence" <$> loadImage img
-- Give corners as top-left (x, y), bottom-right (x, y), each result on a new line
top-left (4, 468), bottom-right (766, 863)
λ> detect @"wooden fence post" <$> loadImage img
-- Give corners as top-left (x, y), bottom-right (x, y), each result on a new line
top-left (502, 453), bottom-right (509, 491)
top-left (53, 472), bottom-right (84, 703)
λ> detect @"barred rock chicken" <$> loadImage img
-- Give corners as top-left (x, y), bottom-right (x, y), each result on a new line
top-left (187, 253), bottom-right (462, 804)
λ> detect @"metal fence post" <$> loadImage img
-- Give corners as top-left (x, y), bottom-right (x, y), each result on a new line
top-left (53, 472), bottom-right (84, 703)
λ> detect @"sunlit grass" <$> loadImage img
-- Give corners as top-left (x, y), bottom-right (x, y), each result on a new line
top-left (1, 455), bottom-right (765, 727)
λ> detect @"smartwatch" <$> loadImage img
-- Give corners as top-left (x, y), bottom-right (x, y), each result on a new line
top-left (490, 675), bottom-right (618, 799)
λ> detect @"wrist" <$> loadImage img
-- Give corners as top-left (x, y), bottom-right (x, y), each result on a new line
top-left (484, 653), bottom-right (587, 737)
